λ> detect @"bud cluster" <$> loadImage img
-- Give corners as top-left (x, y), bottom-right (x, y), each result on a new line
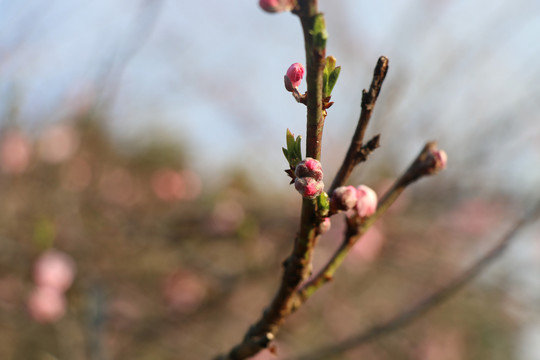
top-left (330, 184), bottom-right (378, 218)
top-left (294, 158), bottom-right (324, 199)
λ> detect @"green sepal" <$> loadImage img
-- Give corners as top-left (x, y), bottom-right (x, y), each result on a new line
top-left (310, 14), bottom-right (327, 50)
top-left (286, 128), bottom-right (295, 152)
top-left (283, 128), bottom-right (302, 170)
top-left (323, 56), bottom-right (339, 97)
top-left (326, 66), bottom-right (341, 97)
top-left (322, 67), bottom-right (329, 99)
top-left (316, 191), bottom-right (330, 217)
top-left (294, 134), bottom-right (302, 162)
top-left (326, 56), bottom-right (336, 73)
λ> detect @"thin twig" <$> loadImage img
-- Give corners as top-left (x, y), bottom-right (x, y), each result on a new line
top-left (94, 0), bottom-right (165, 112)
top-left (291, 203), bottom-right (540, 360)
top-left (329, 56), bottom-right (389, 195)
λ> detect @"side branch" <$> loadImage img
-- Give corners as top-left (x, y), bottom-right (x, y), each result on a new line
top-left (292, 203), bottom-right (540, 360)
top-left (329, 56), bottom-right (389, 194)
top-left (296, 141), bottom-right (446, 305)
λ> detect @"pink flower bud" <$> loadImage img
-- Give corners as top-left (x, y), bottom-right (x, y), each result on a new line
top-left (259, 0), bottom-right (294, 13)
top-left (356, 185), bottom-right (378, 217)
top-left (295, 157), bottom-right (323, 181)
top-left (419, 143), bottom-right (448, 176)
top-left (295, 177), bottom-right (324, 199)
top-left (330, 185), bottom-right (358, 212)
top-left (286, 63), bottom-right (304, 89)
top-left (319, 217), bottom-right (331, 234)
top-left (28, 286), bottom-right (66, 323)
top-left (34, 250), bottom-right (76, 292)
top-left (433, 149), bottom-right (447, 171)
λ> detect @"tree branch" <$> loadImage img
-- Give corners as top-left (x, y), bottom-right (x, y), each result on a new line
top-left (213, 1), bottom-right (328, 358)
top-left (297, 0), bottom-right (326, 161)
top-left (295, 141), bottom-right (446, 305)
top-left (329, 56), bottom-right (389, 195)
top-left (291, 203), bottom-right (540, 360)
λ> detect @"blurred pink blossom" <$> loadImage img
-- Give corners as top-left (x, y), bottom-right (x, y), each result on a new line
top-left (355, 185), bottom-right (378, 217)
top-left (441, 198), bottom-right (505, 236)
top-left (27, 286), bottom-right (66, 323)
top-left (163, 270), bottom-right (207, 313)
top-left (37, 124), bottom-right (80, 164)
top-left (0, 130), bottom-right (31, 174)
top-left (180, 169), bottom-right (202, 200)
top-left (151, 168), bottom-right (185, 201)
top-left (210, 199), bottom-right (246, 234)
top-left (350, 225), bottom-right (385, 263)
top-left (34, 250), bottom-right (76, 292)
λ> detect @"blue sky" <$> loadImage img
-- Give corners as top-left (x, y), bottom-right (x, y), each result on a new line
top-left (1, 0), bottom-right (540, 196)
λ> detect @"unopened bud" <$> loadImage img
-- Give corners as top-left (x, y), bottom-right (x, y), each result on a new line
top-left (285, 63), bottom-right (304, 90)
top-left (319, 217), bottom-right (331, 234)
top-left (259, 0), bottom-right (294, 13)
top-left (295, 177), bottom-right (324, 199)
top-left (356, 185), bottom-right (378, 217)
top-left (330, 185), bottom-right (358, 212)
top-left (433, 149), bottom-right (447, 171)
top-left (295, 157), bottom-right (323, 181)
top-left (423, 144), bottom-right (448, 175)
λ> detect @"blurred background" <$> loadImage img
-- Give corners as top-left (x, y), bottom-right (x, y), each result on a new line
top-left (1, 0), bottom-right (540, 359)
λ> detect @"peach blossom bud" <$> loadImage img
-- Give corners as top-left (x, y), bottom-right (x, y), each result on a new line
top-left (420, 143), bottom-right (448, 176)
top-left (28, 286), bottom-right (66, 323)
top-left (433, 149), bottom-right (447, 171)
top-left (259, 0), bottom-right (294, 13)
top-left (295, 157), bottom-right (323, 181)
top-left (330, 185), bottom-right (358, 212)
top-left (34, 250), bottom-right (76, 292)
top-left (294, 177), bottom-right (324, 199)
top-left (286, 63), bottom-right (304, 89)
top-left (319, 217), bottom-right (331, 234)
top-left (356, 185), bottom-right (378, 217)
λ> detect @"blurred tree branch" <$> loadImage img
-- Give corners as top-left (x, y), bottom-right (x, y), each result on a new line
top-left (292, 202), bottom-right (540, 360)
